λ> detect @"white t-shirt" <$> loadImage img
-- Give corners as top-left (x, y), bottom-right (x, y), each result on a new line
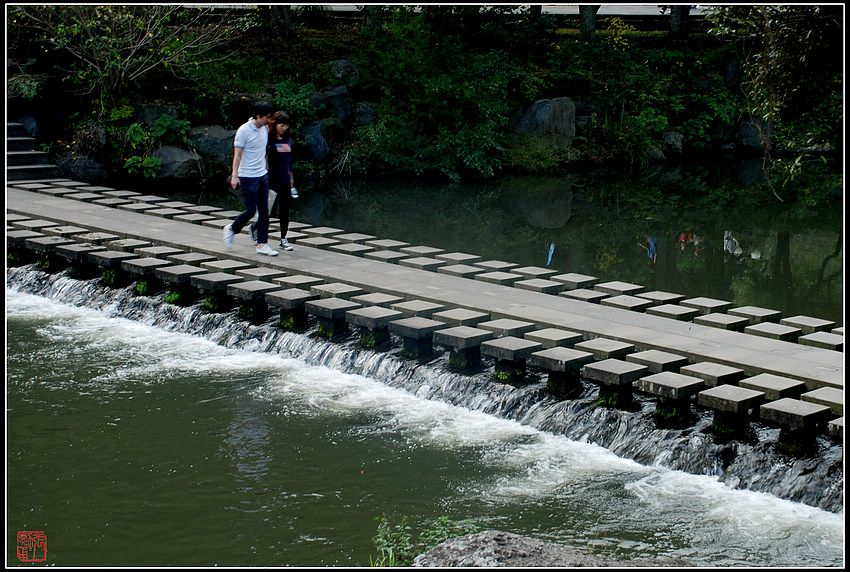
top-left (233, 118), bottom-right (268, 177)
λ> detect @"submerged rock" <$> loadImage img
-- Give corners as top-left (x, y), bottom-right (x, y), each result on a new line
top-left (414, 530), bottom-right (691, 567)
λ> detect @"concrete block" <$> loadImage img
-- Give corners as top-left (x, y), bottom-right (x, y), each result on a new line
top-left (550, 272), bottom-right (599, 290)
top-left (399, 257), bottom-right (447, 271)
top-left (636, 290), bottom-right (686, 306)
top-left (474, 271), bottom-right (524, 286)
top-left (800, 387), bottom-right (843, 416)
top-left (693, 312), bottom-right (749, 331)
top-left (400, 245), bottom-right (445, 257)
top-left (346, 306), bottom-right (403, 329)
top-left (391, 300), bottom-right (445, 318)
top-left (698, 384), bottom-right (765, 414)
top-left (154, 264), bottom-right (207, 284)
top-left (728, 305), bottom-right (782, 325)
top-left (512, 266), bottom-right (558, 279)
top-left (524, 328), bottom-right (583, 349)
top-left (646, 304), bottom-right (700, 321)
top-left (530, 347), bottom-right (595, 374)
top-left (437, 252), bottom-right (482, 265)
top-left (437, 264), bottom-right (487, 278)
top-left (514, 278), bottom-right (566, 294)
top-left (227, 280), bottom-right (280, 301)
top-left (744, 322), bottom-right (801, 342)
top-left (474, 260), bottom-right (519, 272)
top-left (760, 398), bottom-right (831, 431)
top-left (636, 372), bottom-right (705, 400)
top-left (351, 292), bottom-right (405, 307)
top-left (626, 350), bottom-right (688, 373)
top-left (681, 297), bottom-right (733, 315)
top-left (274, 275), bottom-right (324, 290)
top-left (680, 362), bottom-right (744, 387)
top-left (600, 294), bottom-right (654, 312)
top-left (311, 282), bottom-right (365, 300)
top-left (594, 280), bottom-right (644, 296)
top-left (480, 336), bottom-right (542, 361)
top-left (559, 289), bottom-right (609, 303)
top-left (432, 308), bottom-right (489, 327)
top-left (780, 315), bottom-right (836, 334)
top-left (191, 271), bottom-right (243, 292)
top-left (581, 358), bottom-right (646, 386)
top-left (477, 318), bottom-right (536, 338)
top-left (433, 326), bottom-right (494, 349)
top-left (798, 332), bottom-right (843, 351)
top-left (364, 249), bottom-right (410, 264)
top-left (739, 373), bottom-right (806, 401)
top-left (574, 338), bottom-right (634, 360)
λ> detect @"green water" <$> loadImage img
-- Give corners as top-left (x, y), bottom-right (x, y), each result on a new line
top-left (287, 172), bottom-right (843, 325)
top-left (5, 287), bottom-right (844, 567)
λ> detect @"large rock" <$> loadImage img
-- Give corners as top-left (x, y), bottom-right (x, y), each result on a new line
top-left (414, 530), bottom-right (691, 568)
top-left (328, 59), bottom-right (360, 89)
top-left (301, 120), bottom-right (331, 161)
top-left (152, 145), bottom-right (201, 180)
top-left (190, 125), bottom-right (235, 164)
top-left (55, 152), bottom-right (110, 184)
top-left (510, 97), bottom-right (576, 149)
top-left (310, 86), bottom-right (353, 124)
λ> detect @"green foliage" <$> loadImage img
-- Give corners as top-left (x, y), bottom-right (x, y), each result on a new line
top-left (8, 73), bottom-right (42, 100)
top-left (503, 134), bottom-right (569, 174)
top-left (124, 155), bottom-right (162, 178)
top-left (271, 80), bottom-right (320, 124)
top-left (12, 5), bottom-right (235, 113)
top-left (355, 9), bottom-right (514, 182)
top-left (151, 115), bottom-right (191, 145)
top-left (370, 515), bottom-right (485, 567)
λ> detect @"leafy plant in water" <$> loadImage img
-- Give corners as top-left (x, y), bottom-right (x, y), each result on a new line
top-left (370, 515), bottom-right (485, 567)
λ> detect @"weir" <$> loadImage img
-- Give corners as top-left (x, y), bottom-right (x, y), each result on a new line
top-left (5, 178), bottom-right (845, 512)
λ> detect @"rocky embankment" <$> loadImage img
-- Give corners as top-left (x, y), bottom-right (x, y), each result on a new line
top-left (414, 530), bottom-right (692, 567)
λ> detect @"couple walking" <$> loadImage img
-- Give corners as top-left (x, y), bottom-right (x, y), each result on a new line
top-left (223, 101), bottom-right (297, 256)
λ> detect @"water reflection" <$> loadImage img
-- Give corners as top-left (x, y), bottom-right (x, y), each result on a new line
top-left (294, 172), bottom-right (842, 325)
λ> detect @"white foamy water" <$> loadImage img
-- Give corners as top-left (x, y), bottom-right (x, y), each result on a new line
top-left (6, 287), bottom-right (845, 566)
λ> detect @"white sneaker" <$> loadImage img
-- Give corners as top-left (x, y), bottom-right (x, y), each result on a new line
top-left (279, 237), bottom-right (294, 251)
top-left (223, 224), bottom-right (234, 250)
top-left (256, 244), bottom-right (279, 256)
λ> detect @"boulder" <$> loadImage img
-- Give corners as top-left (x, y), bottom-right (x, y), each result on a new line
top-left (190, 125), bottom-right (235, 164)
top-left (55, 152), bottom-right (110, 184)
top-left (328, 59), bottom-right (360, 89)
top-left (510, 97), bottom-right (576, 149)
top-left (134, 103), bottom-right (183, 128)
top-left (310, 86), bottom-right (353, 123)
top-left (152, 145), bottom-right (201, 180)
top-left (301, 120), bottom-right (331, 161)
top-left (414, 530), bottom-right (691, 568)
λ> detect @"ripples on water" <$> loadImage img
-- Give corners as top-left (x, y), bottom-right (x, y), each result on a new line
top-left (6, 266), bottom-right (844, 567)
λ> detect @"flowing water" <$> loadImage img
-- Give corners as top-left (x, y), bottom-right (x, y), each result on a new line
top-left (6, 266), bottom-right (844, 567)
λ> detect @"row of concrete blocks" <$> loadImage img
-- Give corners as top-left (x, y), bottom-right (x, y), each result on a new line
top-left (9, 180), bottom-right (844, 352)
top-left (8, 225), bottom-right (843, 447)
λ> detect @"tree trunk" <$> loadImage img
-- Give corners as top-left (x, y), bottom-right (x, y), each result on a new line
top-left (579, 5), bottom-right (600, 43)
top-left (270, 5), bottom-right (293, 39)
top-left (361, 5), bottom-right (382, 33)
top-left (670, 5), bottom-right (690, 37)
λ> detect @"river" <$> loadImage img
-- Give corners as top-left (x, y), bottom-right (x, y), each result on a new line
top-left (6, 263), bottom-right (844, 567)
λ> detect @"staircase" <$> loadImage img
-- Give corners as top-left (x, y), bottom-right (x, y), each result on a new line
top-left (7, 123), bottom-right (62, 180)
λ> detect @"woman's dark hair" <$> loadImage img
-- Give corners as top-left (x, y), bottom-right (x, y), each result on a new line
top-left (269, 111), bottom-right (292, 139)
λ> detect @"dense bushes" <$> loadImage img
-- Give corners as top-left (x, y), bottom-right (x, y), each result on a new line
top-left (8, 5), bottom-right (842, 198)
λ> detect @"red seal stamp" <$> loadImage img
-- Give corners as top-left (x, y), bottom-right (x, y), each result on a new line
top-left (16, 531), bottom-right (47, 562)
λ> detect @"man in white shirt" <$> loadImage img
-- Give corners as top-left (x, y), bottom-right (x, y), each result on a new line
top-left (223, 101), bottom-right (278, 256)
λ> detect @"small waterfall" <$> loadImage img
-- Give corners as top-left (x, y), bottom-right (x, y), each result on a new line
top-left (7, 265), bottom-right (844, 513)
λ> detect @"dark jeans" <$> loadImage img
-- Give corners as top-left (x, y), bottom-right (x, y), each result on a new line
top-left (232, 174), bottom-right (269, 244)
top-left (271, 181), bottom-right (291, 237)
